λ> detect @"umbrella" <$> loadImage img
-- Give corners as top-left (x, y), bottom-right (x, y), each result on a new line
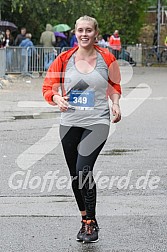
top-left (54, 32), bottom-right (67, 39)
top-left (53, 24), bottom-right (71, 32)
top-left (0, 21), bottom-right (17, 32)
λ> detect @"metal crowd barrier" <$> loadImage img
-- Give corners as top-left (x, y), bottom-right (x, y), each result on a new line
top-left (0, 48), bottom-right (6, 77)
top-left (61, 45), bottom-right (142, 66)
top-left (61, 47), bottom-right (73, 52)
top-left (2, 45), bottom-right (167, 78)
top-left (62, 45), bottom-right (167, 67)
top-left (27, 46), bottom-right (62, 74)
top-left (5, 46), bottom-right (62, 74)
top-left (122, 45), bottom-right (142, 66)
top-left (106, 45), bottom-right (142, 66)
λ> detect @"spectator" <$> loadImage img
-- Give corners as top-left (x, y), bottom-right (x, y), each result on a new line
top-left (19, 33), bottom-right (38, 72)
top-left (97, 34), bottom-right (106, 47)
top-left (40, 24), bottom-right (56, 71)
top-left (55, 36), bottom-right (69, 49)
top-left (64, 31), bottom-right (70, 46)
top-left (3, 29), bottom-right (14, 71)
top-left (109, 30), bottom-right (121, 59)
top-left (14, 27), bottom-right (27, 71)
top-left (105, 35), bottom-right (110, 47)
top-left (70, 30), bottom-right (78, 47)
top-left (14, 27), bottom-right (26, 46)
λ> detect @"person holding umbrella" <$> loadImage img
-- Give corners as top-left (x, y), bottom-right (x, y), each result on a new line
top-left (42, 15), bottom-right (121, 243)
top-left (0, 21), bottom-right (17, 71)
top-left (53, 24), bottom-right (71, 33)
top-left (54, 32), bottom-right (68, 49)
top-left (54, 23), bottom-right (71, 46)
top-left (70, 29), bottom-right (78, 47)
top-left (0, 20), bottom-right (17, 34)
top-left (3, 29), bottom-right (14, 71)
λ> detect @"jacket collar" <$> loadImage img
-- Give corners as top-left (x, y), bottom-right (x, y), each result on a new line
top-left (59, 44), bottom-right (108, 62)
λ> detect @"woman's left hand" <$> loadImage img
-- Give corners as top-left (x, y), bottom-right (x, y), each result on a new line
top-left (111, 103), bottom-right (121, 123)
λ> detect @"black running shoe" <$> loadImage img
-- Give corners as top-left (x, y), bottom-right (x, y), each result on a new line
top-left (94, 219), bottom-right (100, 231)
top-left (76, 219), bottom-right (87, 242)
top-left (82, 220), bottom-right (99, 243)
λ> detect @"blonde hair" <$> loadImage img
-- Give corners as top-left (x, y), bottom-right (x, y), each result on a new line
top-left (75, 15), bottom-right (99, 32)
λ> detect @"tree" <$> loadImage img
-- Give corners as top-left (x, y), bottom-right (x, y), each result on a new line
top-left (94, 0), bottom-right (150, 44)
top-left (1, 0), bottom-right (159, 44)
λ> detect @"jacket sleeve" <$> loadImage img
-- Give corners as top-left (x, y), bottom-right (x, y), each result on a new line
top-left (107, 53), bottom-right (122, 98)
top-left (42, 55), bottom-right (63, 105)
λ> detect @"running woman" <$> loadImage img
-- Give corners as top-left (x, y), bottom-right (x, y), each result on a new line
top-left (42, 15), bottom-right (122, 243)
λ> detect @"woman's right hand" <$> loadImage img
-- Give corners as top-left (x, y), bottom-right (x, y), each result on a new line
top-left (52, 95), bottom-right (69, 112)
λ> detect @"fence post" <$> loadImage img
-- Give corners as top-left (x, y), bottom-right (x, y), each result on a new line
top-left (0, 48), bottom-right (6, 77)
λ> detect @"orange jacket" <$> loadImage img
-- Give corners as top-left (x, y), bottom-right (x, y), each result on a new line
top-left (109, 35), bottom-right (121, 51)
top-left (42, 45), bottom-right (121, 105)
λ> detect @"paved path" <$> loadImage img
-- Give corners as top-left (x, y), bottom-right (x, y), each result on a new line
top-left (0, 67), bottom-right (167, 252)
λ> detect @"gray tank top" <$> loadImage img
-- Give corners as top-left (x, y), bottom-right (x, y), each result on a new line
top-left (60, 52), bottom-right (110, 127)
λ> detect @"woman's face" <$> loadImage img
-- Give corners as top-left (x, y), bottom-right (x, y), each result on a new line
top-left (6, 30), bottom-right (10, 36)
top-left (75, 20), bottom-right (98, 49)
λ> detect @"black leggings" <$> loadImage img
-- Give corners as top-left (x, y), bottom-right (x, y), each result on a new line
top-left (59, 124), bottom-right (109, 219)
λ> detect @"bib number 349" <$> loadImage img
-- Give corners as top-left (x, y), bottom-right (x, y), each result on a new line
top-left (69, 90), bottom-right (95, 108)
top-left (73, 96), bottom-right (87, 104)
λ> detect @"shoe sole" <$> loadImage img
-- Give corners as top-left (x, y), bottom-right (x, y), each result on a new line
top-left (82, 238), bottom-right (99, 243)
top-left (76, 238), bottom-right (83, 242)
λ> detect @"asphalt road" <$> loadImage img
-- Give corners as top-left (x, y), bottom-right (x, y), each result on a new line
top-left (0, 67), bottom-right (167, 252)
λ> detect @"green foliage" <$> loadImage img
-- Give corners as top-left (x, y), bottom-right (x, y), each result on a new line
top-left (94, 0), bottom-right (150, 44)
top-left (0, 0), bottom-right (163, 44)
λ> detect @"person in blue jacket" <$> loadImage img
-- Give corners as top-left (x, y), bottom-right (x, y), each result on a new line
top-left (55, 36), bottom-right (69, 49)
top-left (70, 29), bottom-right (78, 47)
top-left (19, 33), bottom-right (38, 72)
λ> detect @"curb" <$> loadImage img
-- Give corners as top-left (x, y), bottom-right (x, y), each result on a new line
top-left (0, 112), bottom-right (60, 122)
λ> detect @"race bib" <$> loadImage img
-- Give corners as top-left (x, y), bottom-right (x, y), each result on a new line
top-left (69, 90), bottom-right (95, 110)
